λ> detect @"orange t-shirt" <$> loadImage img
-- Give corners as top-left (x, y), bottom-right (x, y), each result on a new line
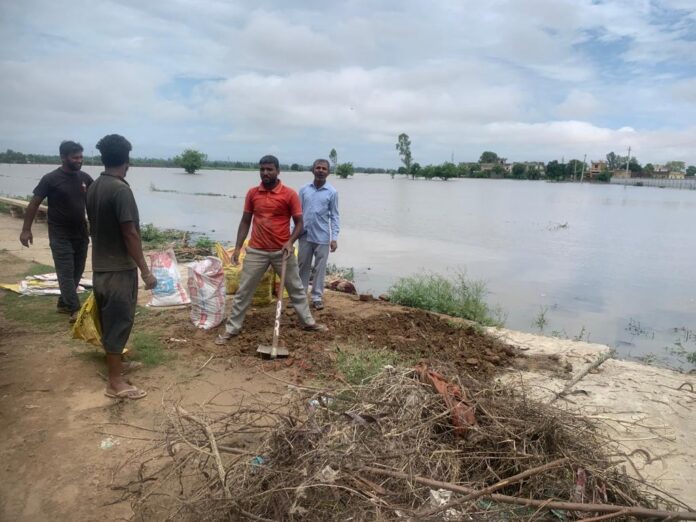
top-left (244, 181), bottom-right (302, 251)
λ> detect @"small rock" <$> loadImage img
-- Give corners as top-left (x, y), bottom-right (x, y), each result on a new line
top-left (465, 358), bottom-right (479, 366)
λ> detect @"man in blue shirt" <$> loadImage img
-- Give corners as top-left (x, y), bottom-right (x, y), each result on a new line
top-left (298, 159), bottom-right (340, 310)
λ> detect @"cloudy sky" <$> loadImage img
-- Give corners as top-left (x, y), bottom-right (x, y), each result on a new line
top-left (1, 0), bottom-right (695, 167)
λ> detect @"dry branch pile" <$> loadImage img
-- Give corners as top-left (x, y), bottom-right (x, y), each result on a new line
top-left (127, 367), bottom-right (693, 521)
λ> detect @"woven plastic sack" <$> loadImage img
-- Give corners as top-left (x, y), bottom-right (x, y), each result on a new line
top-left (71, 292), bottom-right (102, 347)
top-left (215, 241), bottom-right (274, 304)
top-left (188, 257), bottom-right (226, 330)
top-left (148, 249), bottom-right (190, 307)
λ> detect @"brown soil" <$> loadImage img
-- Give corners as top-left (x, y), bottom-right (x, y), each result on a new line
top-left (150, 292), bottom-right (569, 383)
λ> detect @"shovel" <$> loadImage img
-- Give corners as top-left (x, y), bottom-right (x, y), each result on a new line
top-left (257, 253), bottom-right (289, 359)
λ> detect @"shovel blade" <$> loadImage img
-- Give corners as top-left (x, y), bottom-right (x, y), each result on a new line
top-left (256, 344), bottom-right (289, 359)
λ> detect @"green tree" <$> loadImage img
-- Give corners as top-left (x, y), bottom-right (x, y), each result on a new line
top-left (565, 159), bottom-right (586, 180)
top-left (511, 163), bottom-right (527, 179)
top-left (479, 151), bottom-right (499, 163)
top-left (545, 160), bottom-right (565, 180)
top-left (686, 165), bottom-right (696, 177)
top-left (395, 133), bottom-right (413, 177)
top-left (335, 162), bottom-right (354, 179)
top-left (329, 148), bottom-right (338, 172)
top-left (606, 152), bottom-right (620, 170)
top-left (175, 149), bottom-right (206, 174)
top-left (644, 163), bottom-right (655, 176)
top-left (290, 163), bottom-right (301, 171)
top-left (438, 162), bottom-right (458, 180)
top-left (456, 163), bottom-right (470, 177)
top-left (527, 165), bottom-right (542, 180)
top-left (595, 170), bottom-right (612, 182)
top-left (665, 160), bottom-right (686, 173)
top-left (411, 162), bottom-right (422, 178)
top-left (491, 164), bottom-right (505, 177)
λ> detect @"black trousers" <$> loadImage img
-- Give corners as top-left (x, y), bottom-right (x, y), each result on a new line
top-left (49, 235), bottom-right (89, 313)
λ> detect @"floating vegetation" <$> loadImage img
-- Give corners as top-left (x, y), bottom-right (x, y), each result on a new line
top-left (626, 318), bottom-right (655, 339)
top-left (149, 182), bottom-right (236, 198)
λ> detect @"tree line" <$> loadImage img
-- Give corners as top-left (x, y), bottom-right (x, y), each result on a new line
top-left (0, 148), bottom-right (388, 178)
top-left (394, 134), bottom-right (696, 182)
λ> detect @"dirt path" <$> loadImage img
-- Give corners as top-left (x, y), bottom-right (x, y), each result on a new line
top-left (0, 213), bottom-right (694, 519)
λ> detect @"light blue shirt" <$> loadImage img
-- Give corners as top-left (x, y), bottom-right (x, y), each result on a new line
top-left (299, 181), bottom-right (340, 245)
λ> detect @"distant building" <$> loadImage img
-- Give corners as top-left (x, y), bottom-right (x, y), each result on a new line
top-left (587, 160), bottom-right (607, 180)
top-left (653, 165), bottom-right (671, 179)
top-left (668, 171), bottom-right (685, 180)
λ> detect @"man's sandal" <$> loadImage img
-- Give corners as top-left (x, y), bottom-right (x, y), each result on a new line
top-left (104, 386), bottom-right (147, 400)
top-left (215, 331), bottom-right (239, 345)
top-left (303, 323), bottom-right (328, 332)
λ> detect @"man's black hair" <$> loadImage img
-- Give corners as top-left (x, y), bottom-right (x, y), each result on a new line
top-left (259, 155), bottom-right (279, 169)
top-left (59, 140), bottom-right (83, 157)
top-left (96, 134), bottom-right (132, 168)
top-left (313, 158), bottom-right (330, 169)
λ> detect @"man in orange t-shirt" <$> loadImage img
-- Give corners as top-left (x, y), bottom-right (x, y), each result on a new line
top-left (216, 155), bottom-right (327, 344)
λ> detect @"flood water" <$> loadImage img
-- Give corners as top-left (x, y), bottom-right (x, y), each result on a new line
top-left (2, 163), bottom-right (695, 370)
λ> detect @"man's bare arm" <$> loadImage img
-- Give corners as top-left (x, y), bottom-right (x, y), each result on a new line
top-left (232, 212), bottom-right (253, 264)
top-left (19, 196), bottom-right (44, 247)
top-left (120, 222), bottom-right (157, 289)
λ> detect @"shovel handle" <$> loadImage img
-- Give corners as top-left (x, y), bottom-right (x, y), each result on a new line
top-left (270, 255), bottom-right (287, 358)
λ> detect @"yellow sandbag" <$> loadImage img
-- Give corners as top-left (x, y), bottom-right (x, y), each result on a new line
top-left (252, 268), bottom-right (274, 305)
top-left (216, 242), bottom-right (246, 295)
top-left (214, 241), bottom-right (282, 305)
top-left (71, 292), bottom-right (102, 347)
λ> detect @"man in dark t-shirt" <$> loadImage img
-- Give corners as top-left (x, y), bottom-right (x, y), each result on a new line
top-left (20, 141), bottom-right (93, 322)
top-left (86, 134), bottom-right (156, 401)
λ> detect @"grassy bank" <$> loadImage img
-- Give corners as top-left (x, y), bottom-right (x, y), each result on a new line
top-left (388, 272), bottom-right (504, 327)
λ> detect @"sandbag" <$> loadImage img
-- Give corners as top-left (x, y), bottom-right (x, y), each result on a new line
top-left (188, 257), bottom-right (226, 330)
top-left (148, 249), bottom-right (190, 307)
top-left (215, 241), bottom-right (274, 305)
top-left (71, 292), bottom-right (102, 347)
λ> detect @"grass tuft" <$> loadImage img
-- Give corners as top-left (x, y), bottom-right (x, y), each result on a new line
top-left (129, 331), bottom-right (169, 366)
top-left (336, 348), bottom-right (401, 385)
top-left (388, 272), bottom-right (504, 326)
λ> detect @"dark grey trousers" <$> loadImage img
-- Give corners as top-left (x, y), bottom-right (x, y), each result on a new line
top-left (93, 269), bottom-right (138, 355)
top-left (49, 235), bottom-right (89, 313)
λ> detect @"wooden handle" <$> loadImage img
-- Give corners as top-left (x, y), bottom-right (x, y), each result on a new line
top-left (270, 255), bottom-right (287, 357)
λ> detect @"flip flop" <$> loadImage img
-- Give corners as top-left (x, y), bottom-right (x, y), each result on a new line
top-left (105, 386), bottom-right (147, 400)
top-left (215, 332), bottom-right (238, 345)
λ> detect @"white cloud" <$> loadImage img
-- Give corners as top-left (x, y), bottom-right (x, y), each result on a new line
top-left (0, 0), bottom-right (695, 165)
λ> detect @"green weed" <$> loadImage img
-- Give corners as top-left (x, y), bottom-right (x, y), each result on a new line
top-left (336, 348), bottom-right (401, 385)
top-left (2, 293), bottom-right (71, 331)
top-left (140, 223), bottom-right (185, 249)
top-left (532, 306), bottom-right (548, 331)
top-left (195, 235), bottom-right (215, 250)
top-left (326, 263), bottom-right (355, 281)
top-left (129, 331), bottom-right (169, 366)
top-left (388, 272), bottom-right (504, 326)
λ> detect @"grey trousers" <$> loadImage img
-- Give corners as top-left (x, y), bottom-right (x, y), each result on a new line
top-left (49, 234), bottom-right (89, 313)
top-left (223, 247), bottom-right (315, 335)
top-left (298, 238), bottom-right (330, 303)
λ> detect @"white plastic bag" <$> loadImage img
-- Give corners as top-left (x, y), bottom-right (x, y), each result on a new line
top-left (148, 249), bottom-right (191, 307)
top-left (187, 257), bottom-right (225, 329)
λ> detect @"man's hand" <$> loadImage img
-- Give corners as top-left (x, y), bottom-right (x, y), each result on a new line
top-left (330, 240), bottom-right (338, 253)
top-left (19, 230), bottom-right (33, 247)
top-left (232, 249), bottom-right (241, 265)
top-left (282, 241), bottom-right (293, 259)
top-left (142, 271), bottom-right (157, 290)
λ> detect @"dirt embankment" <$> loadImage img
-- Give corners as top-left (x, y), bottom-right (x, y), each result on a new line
top-left (0, 213), bottom-right (694, 520)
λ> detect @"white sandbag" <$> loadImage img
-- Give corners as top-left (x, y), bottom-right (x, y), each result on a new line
top-left (148, 249), bottom-right (191, 307)
top-left (187, 257), bottom-right (225, 330)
